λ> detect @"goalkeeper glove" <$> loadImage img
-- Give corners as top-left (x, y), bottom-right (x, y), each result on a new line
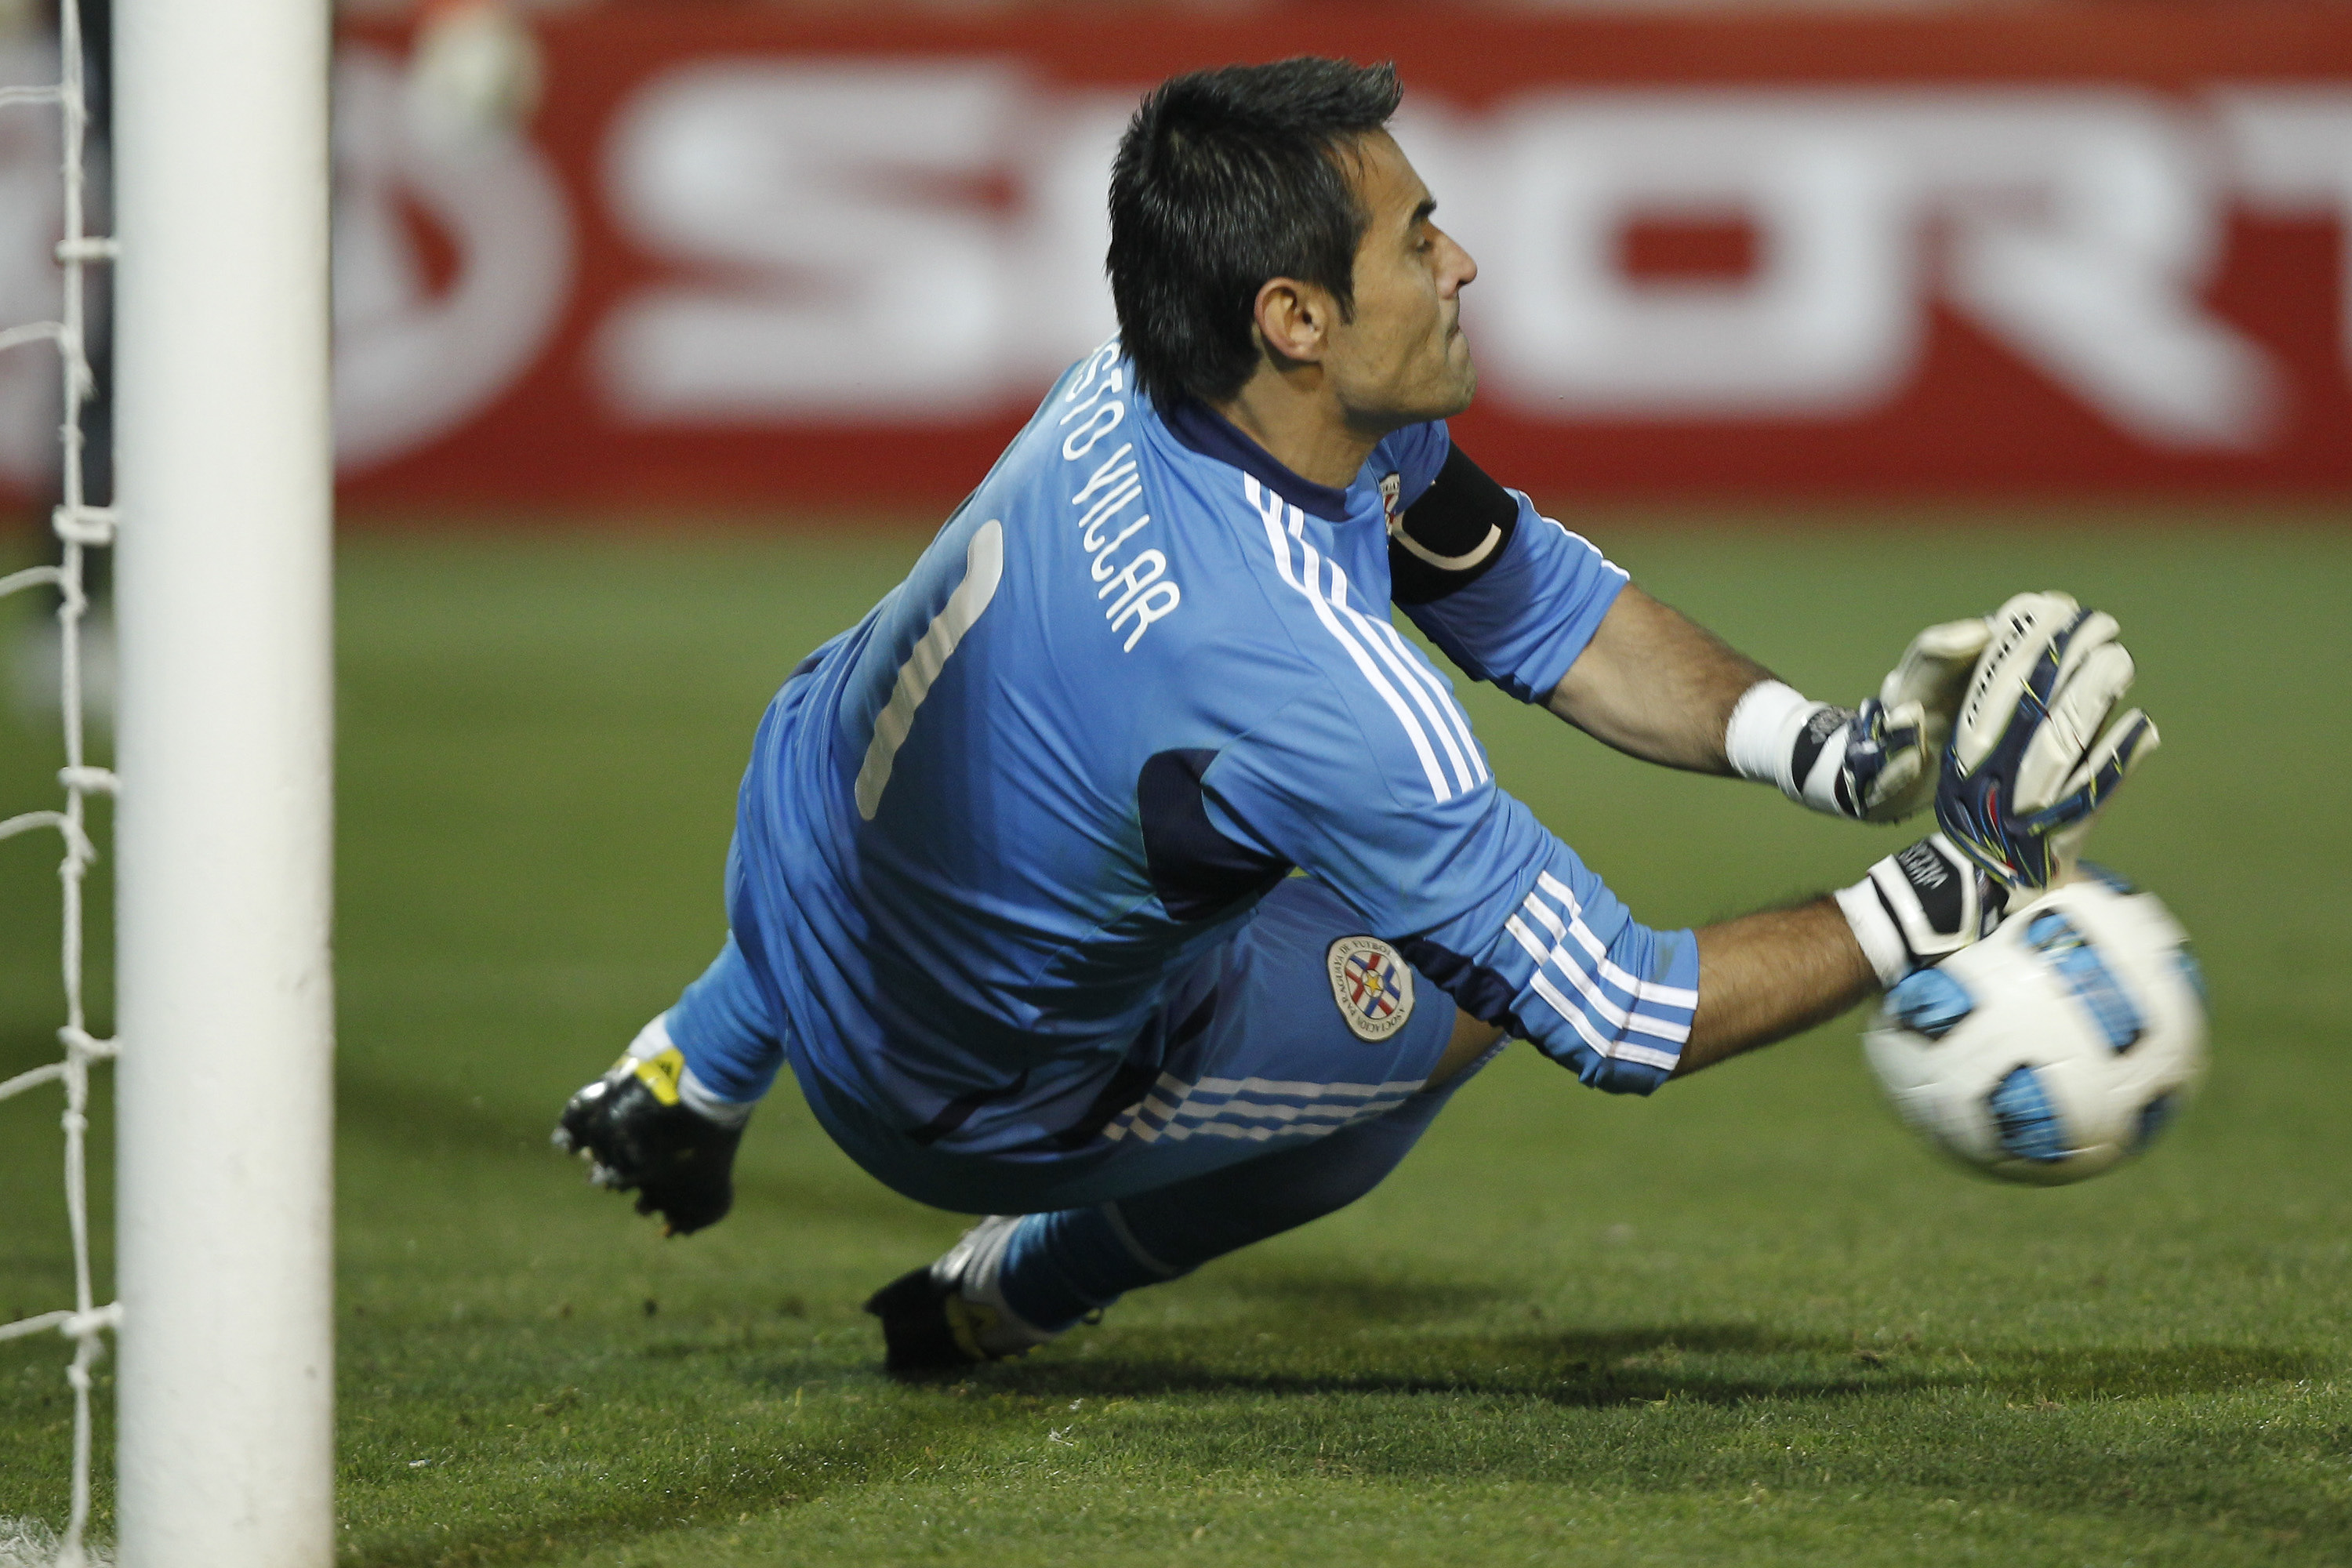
top-left (1835, 833), bottom-right (2007, 989)
top-left (1726, 616), bottom-right (1992, 823)
top-left (552, 1020), bottom-right (749, 1236)
top-left (1934, 591), bottom-right (2158, 891)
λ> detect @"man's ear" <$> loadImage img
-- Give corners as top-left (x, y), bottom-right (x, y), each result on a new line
top-left (1250, 277), bottom-right (1331, 366)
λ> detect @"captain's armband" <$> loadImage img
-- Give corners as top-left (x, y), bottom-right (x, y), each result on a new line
top-left (1388, 445), bottom-right (1519, 606)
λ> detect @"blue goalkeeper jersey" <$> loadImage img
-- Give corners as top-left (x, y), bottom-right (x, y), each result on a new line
top-left (725, 341), bottom-right (1699, 1154)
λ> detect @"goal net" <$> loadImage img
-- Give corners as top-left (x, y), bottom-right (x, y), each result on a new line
top-left (0, 2), bottom-right (120, 1563)
top-left (5, 0), bottom-right (336, 1562)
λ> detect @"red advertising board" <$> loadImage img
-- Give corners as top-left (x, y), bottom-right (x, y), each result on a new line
top-left (12, 4), bottom-right (2352, 509)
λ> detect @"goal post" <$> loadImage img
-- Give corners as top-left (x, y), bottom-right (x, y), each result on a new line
top-left (111, 0), bottom-right (336, 1559)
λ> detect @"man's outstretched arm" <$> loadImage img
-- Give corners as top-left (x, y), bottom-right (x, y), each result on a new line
top-left (1432, 835), bottom-right (1995, 1090)
top-left (1432, 895), bottom-right (1872, 1086)
top-left (1674, 898), bottom-right (1875, 1077)
top-left (1542, 583), bottom-right (1765, 773)
top-left (1544, 579), bottom-right (1991, 825)
top-left (1392, 445), bottom-right (1984, 822)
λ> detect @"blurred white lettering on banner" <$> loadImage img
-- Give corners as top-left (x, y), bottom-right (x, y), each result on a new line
top-left (1470, 95), bottom-right (1918, 418)
top-left (1446, 92), bottom-right (2276, 447)
top-left (2219, 89), bottom-right (2352, 374)
top-left (1896, 94), bottom-right (2274, 449)
top-left (597, 63), bottom-right (1026, 419)
top-left (586, 71), bottom-right (2296, 452)
top-left (16, 55), bottom-right (2340, 481)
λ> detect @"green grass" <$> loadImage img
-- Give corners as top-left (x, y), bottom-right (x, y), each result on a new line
top-left (4, 511), bottom-right (2350, 1566)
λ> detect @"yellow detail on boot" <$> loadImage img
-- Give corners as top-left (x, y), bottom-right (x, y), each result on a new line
top-left (625, 1047), bottom-right (685, 1107)
top-left (942, 1294), bottom-right (989, 1363)
top-left (942, 1294), bottom-right (1033, 1363)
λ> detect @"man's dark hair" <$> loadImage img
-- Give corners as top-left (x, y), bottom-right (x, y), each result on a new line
top-left (1107, 57), bottom-right (1403, 412)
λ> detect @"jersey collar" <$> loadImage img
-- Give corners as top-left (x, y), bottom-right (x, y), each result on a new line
top-left (1157, 395), bottom-right (1355, 523)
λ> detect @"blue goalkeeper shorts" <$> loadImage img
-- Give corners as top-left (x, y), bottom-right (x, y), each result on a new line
top-left (670, 877), bottom-right (1470, 1217)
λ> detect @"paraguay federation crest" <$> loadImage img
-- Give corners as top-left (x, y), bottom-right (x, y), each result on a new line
top-left (1327, 935), bottom-right (1417, 1043)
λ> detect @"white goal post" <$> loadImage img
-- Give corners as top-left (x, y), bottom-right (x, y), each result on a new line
top-left (112, 0), bottom-right (336, 1563)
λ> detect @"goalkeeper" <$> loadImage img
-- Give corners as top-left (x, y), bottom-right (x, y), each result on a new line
top-left (556, 57), bottom-right (2156, 1374)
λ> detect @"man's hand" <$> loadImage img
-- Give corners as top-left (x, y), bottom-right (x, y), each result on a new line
top-left (1725, 615), bottom-right (1991, 823)
top-left (552, 1043), bottom-right (746, 1236)
top-left (1834, 833), bottom-right (2006, 989)
top-left (1935, 592), bottom-right (2158, 891)
top-left (1859, 615), bottom-right (1998, 820)
top-left (1665, 831), bottom-right (2013, 1081)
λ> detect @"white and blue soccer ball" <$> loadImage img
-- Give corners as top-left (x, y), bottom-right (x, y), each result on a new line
top-left (1862, 869), bottom-right (2208, 1186)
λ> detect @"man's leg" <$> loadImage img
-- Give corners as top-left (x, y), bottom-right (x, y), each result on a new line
top-left (866, 879), bottom-right (1504, 1370)
top-left (991, 1031), bottom-right (1495, 1334)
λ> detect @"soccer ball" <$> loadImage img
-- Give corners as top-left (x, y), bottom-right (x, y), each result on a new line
top-left (1862, 869), bottom-right (2207, 1186)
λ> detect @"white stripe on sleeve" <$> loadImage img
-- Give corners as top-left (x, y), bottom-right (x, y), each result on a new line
top-left (1515, 894), bottom-right (1689, 1046)
top-left (1534, 870), bottom-right (1700, 1009)
top-left (1525, 969), bottom-right (1682, 1072)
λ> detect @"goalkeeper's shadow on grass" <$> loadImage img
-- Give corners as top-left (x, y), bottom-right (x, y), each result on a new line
top-left (952, 1324), bottom-right (1921, 1409)
top-left (919, 1323), bottom-right (2319, 1410)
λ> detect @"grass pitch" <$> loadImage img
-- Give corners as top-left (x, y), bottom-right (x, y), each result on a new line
top-left (3, 512), bottom-right (2349, 1566)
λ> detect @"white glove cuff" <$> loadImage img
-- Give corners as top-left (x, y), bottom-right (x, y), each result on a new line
top-left (1728, 680), bottom-right (1851, 814)
top-left (678, 1066), bottom-right (756, 1129)
top-left (630, 1012), bottom-right (757, 1129)
top-left (1725, 679), bottom-right (1817, 792)
top-left (1835, 878), bottom-right (1912, 990)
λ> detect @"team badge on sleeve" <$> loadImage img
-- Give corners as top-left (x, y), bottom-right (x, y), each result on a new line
top-left (1327, 935), bottom-right (1417, 1041)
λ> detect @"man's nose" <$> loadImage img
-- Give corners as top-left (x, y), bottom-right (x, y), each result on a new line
top-left (1442, 232), bottom-right (1477, 292)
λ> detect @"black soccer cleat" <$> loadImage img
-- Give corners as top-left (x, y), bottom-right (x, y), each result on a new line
top-left (862, 1215), bottom-right (1061, 1377)
top-left (553, 1048), bottom-right (744, 1236)
top-left (863, 1265), bottom-right (982, 1378)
